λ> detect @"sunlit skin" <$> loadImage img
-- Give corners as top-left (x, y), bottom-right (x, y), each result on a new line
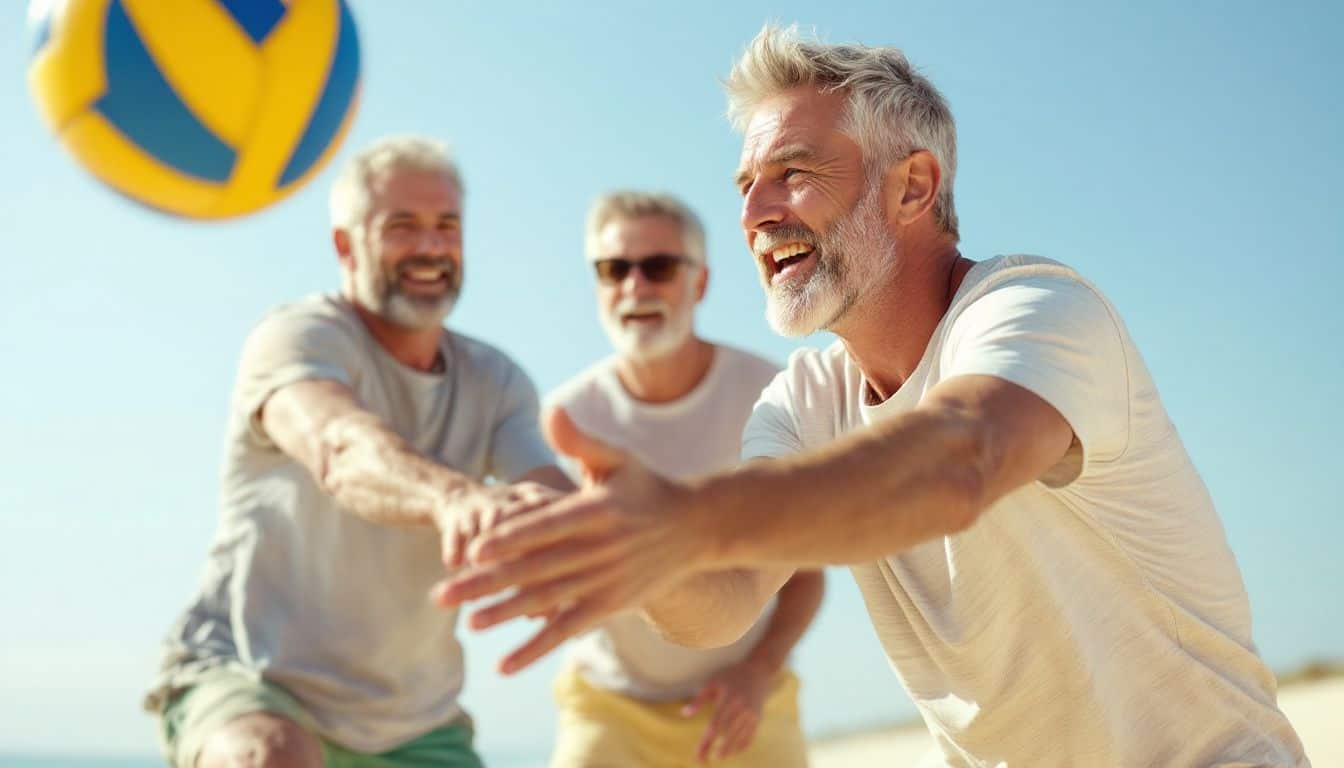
top-left (592, 214), bottom-right (714, 403)
top-left (737, 86), bottom-right (969, 398)
top-left (431, 85), bottom-right (1071, 681)
top-left (333, 169), bottom-right (464, 372)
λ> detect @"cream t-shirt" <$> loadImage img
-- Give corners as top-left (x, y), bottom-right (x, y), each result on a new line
top-left (143, 294), bottom-right (555, 753)
top-left (742, 255), bottom-right (1307, 767)
top-left (549, 344), bottom-right (782, 701)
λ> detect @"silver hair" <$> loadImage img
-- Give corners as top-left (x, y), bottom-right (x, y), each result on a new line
top-left (725, 24), bottom-right (959, 239)
top-left (329, 135), bottom-right (464, 229)
top-left (584, 190), bottom-right (708, 264)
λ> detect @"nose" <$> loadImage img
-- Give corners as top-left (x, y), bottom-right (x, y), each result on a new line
top-left (740, 178), bottom-right (787, 235)
top-left (620, 263), bottom-right (653, 296)
top-left (416, 227), bottom-right (454, 255)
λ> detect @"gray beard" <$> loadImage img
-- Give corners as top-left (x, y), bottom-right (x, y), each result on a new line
top-left (766, 181), bottom-right (897, 337)
top-left (354, 256), bottom-right (460, 330)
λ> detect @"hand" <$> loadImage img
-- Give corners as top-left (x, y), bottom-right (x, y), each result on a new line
top-left (683, 660), bottom-right (772, 763)
top-left (431, 407), bottom-right (711, 674)
top-left (435, 480), bottom-right (561, 570)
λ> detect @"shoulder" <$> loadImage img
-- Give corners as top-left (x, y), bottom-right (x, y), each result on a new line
top-left (945, 255), bottom-right (1123, 350)
top-left (239, 294), bottom-right (364, 364)
top-left (712, 343), bottom-right (783, 387)
top-left (250, 294), bottom-right (358, 336)
top-left (954, 255), bottom-right (1117, 320)
top-left (544, 358), bottom-right (616, 412)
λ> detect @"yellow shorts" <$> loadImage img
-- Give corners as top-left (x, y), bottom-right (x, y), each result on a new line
top-left (549, 667), bottom-right (808, 768)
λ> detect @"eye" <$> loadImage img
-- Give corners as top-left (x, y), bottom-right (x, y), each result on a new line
top-left (783, 167), bottom-right (805, 180)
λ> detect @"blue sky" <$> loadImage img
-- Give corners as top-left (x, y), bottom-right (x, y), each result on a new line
top-left (1, 0), bottom-right (1340, 762)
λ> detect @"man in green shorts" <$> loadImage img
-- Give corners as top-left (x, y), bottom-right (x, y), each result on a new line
top-left (142, 135), bottom-right (570, 768)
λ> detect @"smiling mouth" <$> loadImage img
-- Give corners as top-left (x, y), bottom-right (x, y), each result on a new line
top-left (763, 242), bottom-right (816, 283)
top-left (621, 311), bottom-right (664, 326)
top-left (398, 264), bottom-right (452, 292)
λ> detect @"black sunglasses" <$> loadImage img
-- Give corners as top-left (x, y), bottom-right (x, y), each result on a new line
top-left (592, 254), bottom-right (693, 284)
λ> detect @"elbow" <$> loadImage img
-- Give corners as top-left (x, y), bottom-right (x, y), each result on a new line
top-left (937, 413), bottom-right (997, 535)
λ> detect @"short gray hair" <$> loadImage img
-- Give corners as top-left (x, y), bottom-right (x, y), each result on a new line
top-left (725, 25), bottom-right (959, 239)
top-left (329, 135), bottom-right (464, 229)
top-left (584, 190), bottom-right (708, 264)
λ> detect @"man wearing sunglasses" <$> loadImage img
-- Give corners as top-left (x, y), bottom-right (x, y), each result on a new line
top-left (543, 191), bottom-right (823, 767)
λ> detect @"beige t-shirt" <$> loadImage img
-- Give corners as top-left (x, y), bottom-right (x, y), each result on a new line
top-left (742, 256), bottom-right (1308, 767)
top-left (548, 345), bottom-right (782, 701)
top-left (143, 294), bottom-right (555, 753)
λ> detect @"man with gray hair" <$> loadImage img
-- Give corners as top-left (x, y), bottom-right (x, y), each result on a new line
top-left (437, 26), bottom-right (1310, 767)
top-left (545, 190), bottom-right (822, 767)
top-left (144, 135), bottom-right (570, 768)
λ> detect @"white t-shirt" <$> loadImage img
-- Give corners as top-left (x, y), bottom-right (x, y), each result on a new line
top-left (742, 256), bottom-right (1307, 767)
top-left (549, 344), bottom-right (782, 701)
top-left (143, 294), bottom-right (555, 753)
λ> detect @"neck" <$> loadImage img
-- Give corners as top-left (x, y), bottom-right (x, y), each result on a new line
top-left (833, 239), bottom-right (968, 403)
top-left (350, 300), bottom-right (445, 372)
top-left (614, 336), bottom-right (715, 404)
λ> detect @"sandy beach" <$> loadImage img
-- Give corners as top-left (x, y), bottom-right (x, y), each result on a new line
top-left (809, 676), bottom-right (1344, 767)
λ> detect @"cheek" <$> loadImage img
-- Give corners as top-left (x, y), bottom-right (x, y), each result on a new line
top-left (598, 287), bottom-right (621, 316)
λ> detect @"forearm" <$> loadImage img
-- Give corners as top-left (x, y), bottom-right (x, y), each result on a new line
top-left (697, 405), bottom-right (991, 568)
top-left (740, 569), bottom-right (824, 675)
top-left (316, 411), bottom-right (479, 528)
top-left (641, 566), bottom-right (792, 649)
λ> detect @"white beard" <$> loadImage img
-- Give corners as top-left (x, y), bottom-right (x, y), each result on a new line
top-left (600, 298), bottom-right (693, 361)
top-left (765, 181), bottom-right (896, 337)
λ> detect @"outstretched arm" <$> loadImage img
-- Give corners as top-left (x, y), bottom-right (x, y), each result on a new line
top-left (262, 378), bottom-right (571, 564)
top-left (439, 374), bottom-right (1072, 672)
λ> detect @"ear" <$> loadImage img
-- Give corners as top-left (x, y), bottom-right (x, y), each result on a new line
top-left (882, 150), bottom-right (942, 228)
top-left (332, 228), bottom-right (354, 269)
top-left (693, 264), bottom-right (709, 303)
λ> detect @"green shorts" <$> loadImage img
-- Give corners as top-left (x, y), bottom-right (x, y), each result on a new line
top-left (158, 666), bottom-right (483, 768)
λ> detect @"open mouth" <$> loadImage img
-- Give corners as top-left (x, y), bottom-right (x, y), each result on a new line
top-left (398, 264), bottom-right (452, 294)
top-left (764, 242), bottom-right (817, 283)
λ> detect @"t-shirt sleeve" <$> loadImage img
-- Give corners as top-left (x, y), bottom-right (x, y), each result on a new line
top-left (940, 274), bottom-right (1131, 470)
top-left (741, 368), bottom-right (806, 462)
top-left (235, 307), bottom-right (362, 449)
top-left (487, 360), bottom-right (557, 482)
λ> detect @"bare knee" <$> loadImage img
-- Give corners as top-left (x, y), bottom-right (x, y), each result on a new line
top-left (196, 712), bottom-right (322, 768)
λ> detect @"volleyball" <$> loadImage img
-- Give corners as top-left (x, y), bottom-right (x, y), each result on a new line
top-left (26, 0), bottom-right (361, 219)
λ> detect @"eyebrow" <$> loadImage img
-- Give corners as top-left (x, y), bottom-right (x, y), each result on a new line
top-left (383, 211), bottom-right (461, 222)
top-left (734, 144), bottom-right (820, 188)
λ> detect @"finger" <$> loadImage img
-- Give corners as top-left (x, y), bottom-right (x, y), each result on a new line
top-left (543, 407), bottom-right (628, 481)
top-left (440, 520), bottom-right (467, 570)
top-left (699, 699), bottom-right (739, 763)
top-left (722, 714), bottom-right (758, 759)
top-left (682, 682), bottom-right (721, 718)
top-left (468, 495), bottom-right (612, 564)
top-left (497, 598), bottom-right (609, 675)
top-left (440, 536), bottom-right (625, 607)
top-left (468, 560), bottom-right (625, 630)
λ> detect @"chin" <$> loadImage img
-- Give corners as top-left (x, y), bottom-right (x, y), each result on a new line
top-left (387, 295), bottom-right (455, 330)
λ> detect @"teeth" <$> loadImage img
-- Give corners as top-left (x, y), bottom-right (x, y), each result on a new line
top-left (770, 243), bottom-right (812, 263)
top-left (406, 268), bottom-right (444, 281)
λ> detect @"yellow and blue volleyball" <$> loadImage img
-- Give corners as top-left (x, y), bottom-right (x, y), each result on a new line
top-left (26, 0), bottom-right (361, 219)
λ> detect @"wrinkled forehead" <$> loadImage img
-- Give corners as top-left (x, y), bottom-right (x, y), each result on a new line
top-left (737, 87), bottom-right (849, 175)
top-left (366, 168), bottom-right (462, 218)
